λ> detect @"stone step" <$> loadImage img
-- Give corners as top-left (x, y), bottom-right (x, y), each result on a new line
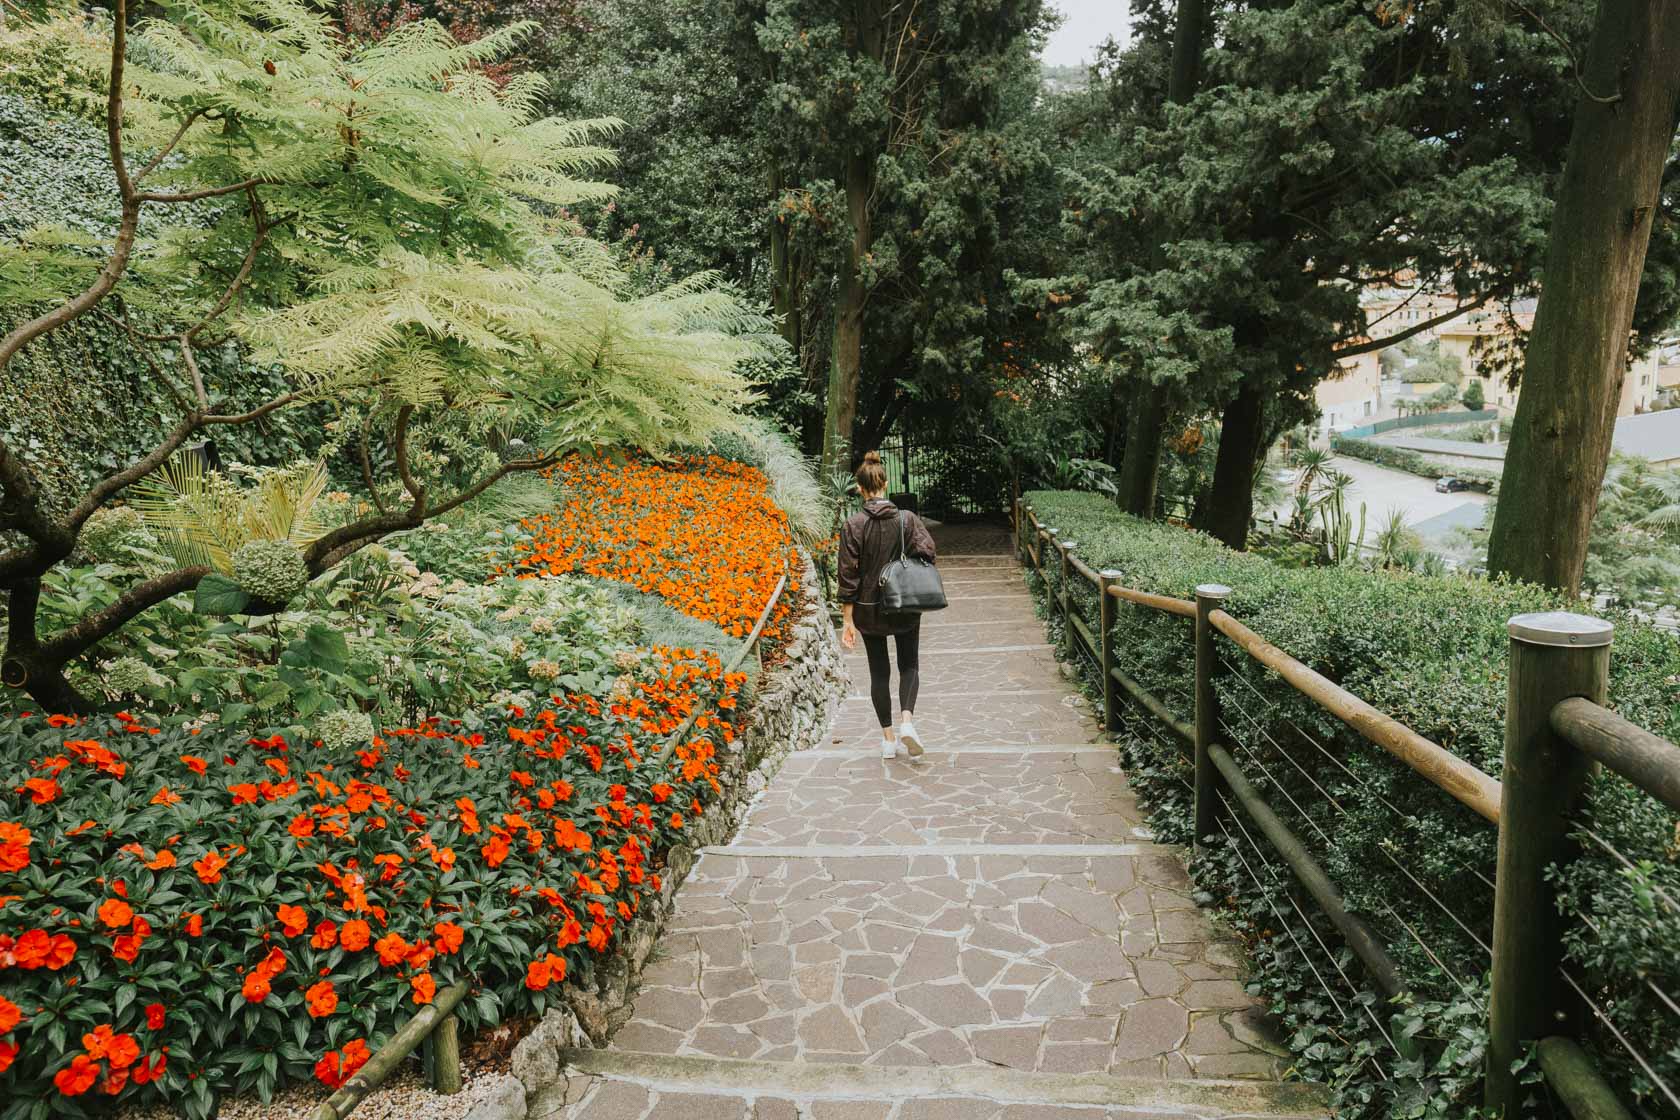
top-left (547, 1052), bottom-right (1329, 1119)
top-left (594, 846), bottom-right (1280, 1082)
top-left (828, 694), bottom-right (1100, 751)
top-left (731, 750), bottom-right (1139, 848)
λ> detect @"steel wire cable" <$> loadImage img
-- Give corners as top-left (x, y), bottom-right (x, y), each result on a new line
top-left (1574, 822), bottom-right (1680, 917)
top-left (1219, 715), bottom-right (1337, 849)
top-left (1217, 807), bottom-right (1395, 1083)
top-left (1558, 966), bottom-right (1680, 1113)
top-left (1376, 900), bottom-right (1466, 989)
top-left (1217, 665), bottom-right (1352, 815)
top-left (1566, 907), bottom-right (1680, 1022)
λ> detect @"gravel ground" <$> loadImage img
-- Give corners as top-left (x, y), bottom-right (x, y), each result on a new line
top-left (119, 1066), bottom-right (520, 1120)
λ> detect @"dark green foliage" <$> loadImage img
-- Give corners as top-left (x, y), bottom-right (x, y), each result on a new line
top-left (1024, 489), bottom-right (1680, 1117)
top-left (0, 95), bottom-right (321, 512)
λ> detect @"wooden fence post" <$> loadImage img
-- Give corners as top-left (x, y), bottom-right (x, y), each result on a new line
top-left (1193, 583), bottom-right (1231, 847)
top-left (1099, 570), bottom-right (1121, 733)
top-left (1059, 540), bottom-right (1078, 659)
top-left (1486, 611), bottom-right (1612, 1115)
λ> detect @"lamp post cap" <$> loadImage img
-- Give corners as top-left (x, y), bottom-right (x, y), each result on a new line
top-left (1195, 583), bottom-right (1232, 599)
top-left (1507, 612), bottom-right (1613, 648)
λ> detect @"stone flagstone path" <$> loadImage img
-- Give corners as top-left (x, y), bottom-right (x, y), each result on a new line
top-left (544, 521), bottom-right (1324, 1119)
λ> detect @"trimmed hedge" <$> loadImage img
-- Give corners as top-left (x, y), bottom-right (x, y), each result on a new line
top-left (1330, 436), bottom-right (1502, 493)
top-left (1022, 490), bottom-right (1680, 1118)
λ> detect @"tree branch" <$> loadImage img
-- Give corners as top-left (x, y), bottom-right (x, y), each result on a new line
top-left (39, 565), bottom-right (211, 662)
top-left (133, 107), bottom-right (212, 182)
top-left (392, 405), bottom-right (425, 511)
top-left (358, 428), bottom-right (388, 514)
top-left (68, 414), bottom-right (205, 531)
top-left (136, 177), bottom-right (269, 204)
top-left (1332, 292), bottom-right (1498, 358)
top-left (0, 0), bottom-right (140, 375)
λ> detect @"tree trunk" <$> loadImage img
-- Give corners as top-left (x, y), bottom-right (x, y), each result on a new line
top-left (1485, 0), bottom-right (1680, 593)
top-left (2, 578), bottom-right (95, 715)
top-left (769, 165), bottom-right (801, 356)
top-left (1117, 396), bottom-right (1168, 515)
top-left (821, 145), bottom-right (874, 476)
top-left (1199, 376), bottom-right (1268, 550)
top-left (820, 0), bottom-right (885, 478)
top-left (1113, 0), bottom-right (1209, 515)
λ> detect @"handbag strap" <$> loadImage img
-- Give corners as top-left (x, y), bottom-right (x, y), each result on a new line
top-left (897, 510), bottom-right (909, 562)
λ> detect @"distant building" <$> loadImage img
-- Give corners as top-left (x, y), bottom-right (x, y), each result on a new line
top-left (1322, 289), bottom-right (1663, 427)
top-left (1315, 349), bottom-right (1383, 434)
top-left (1612, 410), bottom-right (1680, 465)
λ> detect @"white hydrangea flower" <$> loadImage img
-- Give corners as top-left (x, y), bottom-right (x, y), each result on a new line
top-left (316, 708), bottom-right (375, 751)
top-left (232, 540), bottom-right (309, 603)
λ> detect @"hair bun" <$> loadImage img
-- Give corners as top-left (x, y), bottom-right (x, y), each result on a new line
top-left (862, 450), bottom-right (883, 465)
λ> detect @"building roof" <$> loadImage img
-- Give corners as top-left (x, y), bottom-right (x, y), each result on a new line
top-left (1613, 409), bottom-right (1680, 463)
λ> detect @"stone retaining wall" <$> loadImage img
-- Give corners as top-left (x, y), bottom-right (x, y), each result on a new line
top-left (470, 552), bottom-right (848, 1120)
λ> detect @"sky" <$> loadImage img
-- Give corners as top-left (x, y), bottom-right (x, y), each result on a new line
top-left (1041, 0), bottom-right (1133, 67)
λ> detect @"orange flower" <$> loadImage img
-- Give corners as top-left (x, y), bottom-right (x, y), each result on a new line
top-left (433, 921), bottom-right (464, 954)
top-left (150, 786), bottom-right (181, 805)
top-left (144, 849), bottom-right (176, 870)
top-left (374, 932), bottom-right (410, 966)
top-left (276, 904), bottom-right (308, 937)
top-left (184, 913), bottom-right (203, 937)
top-left (192, 850), bottom-right (228, 884)
top-left (241, 971), bottom-right (272, 1004)
top-left (306, 980), bottom-right (338, 1019)
top-left (525, 952), bottom-right (567, 990)
top-left (54, 1054), bottom-right (98, 1095)
top-left (0, 994), bottom-right (21, 1033)
top-left (0, 823), bottom-right (30, 872)
top-left (410, 972), bottom-right (435, 1004)
top-left (179, 755), bottom-right (208, 775)
top-left (18, 777), bottom-right (58, 804)
top-left (311, 921), bottom-right (339, 949)
top-left (339, 919), bottom-right (371, 952)
top-left (144, 1002), bottom-right (165, 1030)
top-left (0, 1040), bottom-right (16, 1074)
top-left (97, 898), bottom-right (133, 929)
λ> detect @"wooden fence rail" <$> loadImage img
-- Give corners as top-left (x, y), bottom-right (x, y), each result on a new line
top-left (1010, 496), bottom-right (1678, 1120)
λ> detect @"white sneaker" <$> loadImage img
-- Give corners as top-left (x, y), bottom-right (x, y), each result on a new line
top-left (881, 739), bottom-right (900, 760)
top-left (899, 721), bottom-right (925, 758)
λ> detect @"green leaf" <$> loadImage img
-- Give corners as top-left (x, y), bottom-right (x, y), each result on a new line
top-left (194, 573), bottom-right (251, 616)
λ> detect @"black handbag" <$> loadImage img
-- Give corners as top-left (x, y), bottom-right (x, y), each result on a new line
top-left (878, 511), bottom-right (947, 612)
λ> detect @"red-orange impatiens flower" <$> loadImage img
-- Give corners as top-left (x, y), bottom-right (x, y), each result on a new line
top-left (433, 921), bottom-right (464, 954)
top-left (0, 994), bottom-right (22, 1033)
top-left (97, 898), bottom-right (133, 929)
top-left (276, 904), bottom-right (308, 937)
top-left (0, 823), bottom-right (30, 872)
top-left (410, 972), bottom-right (435, 1005)
top-left (311, 920), bottom-right (339, 949)
top-left (306, 980), bottom-right (338, 1019)
top-left (54, 1054), bottom-right (97, 1096)
top-left (192, 850), bottom-right (228, 884)
top-left (18, 777), bottom-right (57, 804)
top-left (339, 919), bottom-right (371, 952)
top-left (144, 1002), bottom-right (165, 1030)
top-left (374, 932), bottom-right (410, 967)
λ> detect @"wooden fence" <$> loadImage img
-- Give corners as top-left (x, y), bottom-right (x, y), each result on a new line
top-left (314, 571), bottom-right (792, 1119)
top-left (1013, 497), bottom-right (1679, 1119)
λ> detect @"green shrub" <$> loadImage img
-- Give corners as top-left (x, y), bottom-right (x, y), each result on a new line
top-left (1331, 436), bottom-right (1502, 492)
top-left (1022, 490), bottom-right (1680, 1117)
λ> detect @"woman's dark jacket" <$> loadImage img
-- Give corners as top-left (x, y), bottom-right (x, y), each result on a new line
top-left (838, 499), bottom-right (937, 635)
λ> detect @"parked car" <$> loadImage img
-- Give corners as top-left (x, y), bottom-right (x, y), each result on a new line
top-left (1435, 476), bottom-right (1470, 493)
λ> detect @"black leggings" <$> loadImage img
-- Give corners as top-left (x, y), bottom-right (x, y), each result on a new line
top-left (861, 628), bottom-right (920, 728)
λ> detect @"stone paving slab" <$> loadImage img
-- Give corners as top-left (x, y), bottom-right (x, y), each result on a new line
top-left (546, 1053), bottom-right (1327, 1120)
top-left (609, 849), bottom-right (1283, 1080)
top-left (829, 694), bottom-right (1101, 750)
top-left (732, 752), bottom-right (1141, 847)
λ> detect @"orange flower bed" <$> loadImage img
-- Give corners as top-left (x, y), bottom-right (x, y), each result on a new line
top-left (511, 454), bottom-right (802, 645)
top-left (0, 649), bottom-right (745, 1114)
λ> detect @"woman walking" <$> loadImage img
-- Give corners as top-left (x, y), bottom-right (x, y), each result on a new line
top-left (838, 451), bottom-right (938, 759)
